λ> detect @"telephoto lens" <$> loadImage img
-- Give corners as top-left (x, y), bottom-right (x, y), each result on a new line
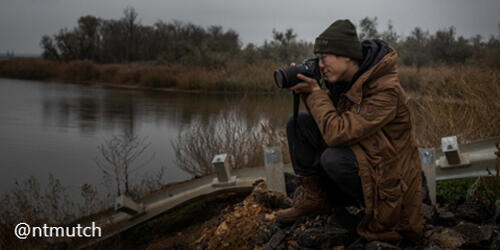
top-left (273, 65), bottom-right (303, 89)
top-left (273, 58), bottom-right (321, 89)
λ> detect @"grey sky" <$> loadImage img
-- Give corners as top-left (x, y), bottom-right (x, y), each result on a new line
top-left (1, 0), bottom-right (499, 55)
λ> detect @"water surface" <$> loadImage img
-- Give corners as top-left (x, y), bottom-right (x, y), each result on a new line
top-left (0, 78), bottom-right (293, 197)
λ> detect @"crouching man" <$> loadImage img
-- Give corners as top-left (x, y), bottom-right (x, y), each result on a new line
top-left (276, 19), bottom-right (423, 241)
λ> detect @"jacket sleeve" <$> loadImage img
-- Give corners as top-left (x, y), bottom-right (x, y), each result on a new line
top-left (306, 88), bottom-right (398, 146)
top-left (300, 89), bottom-right (328, 115)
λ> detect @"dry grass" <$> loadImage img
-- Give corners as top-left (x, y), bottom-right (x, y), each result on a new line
top-left (172, 64), bottom-right (499, 176)
top-left (402, 65), bottom-right (500, 147)
top-left (1, 58), bottom-right (498, 165)
top-left (0, 58), bottom-right (279, 92)
top-left (171, 110), bottom-right (290, 177)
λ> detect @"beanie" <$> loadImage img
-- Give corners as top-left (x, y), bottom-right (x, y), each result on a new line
top-left (313, 19), bottom-right (363, 62)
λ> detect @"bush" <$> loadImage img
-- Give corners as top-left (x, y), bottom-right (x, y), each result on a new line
top-left (171, 111), bottom-right (289, 177)
top-left (60, 60), bottom-right (99, 81)
top-left (0, 58), bottom-right (59, 80)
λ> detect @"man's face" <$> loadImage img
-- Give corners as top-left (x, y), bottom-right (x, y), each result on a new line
top-left (318, 53), bottom-right (351, 83)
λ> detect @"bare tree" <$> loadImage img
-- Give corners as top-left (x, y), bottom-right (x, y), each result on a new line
top-left (382, 20), bottom-right (399, 45)
top-left (359, 16), bottom-right (380, 40)
top-left (94, 133), bottom-right (155, 196)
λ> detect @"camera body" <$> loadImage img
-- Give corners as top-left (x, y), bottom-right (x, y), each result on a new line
top-left (273, 57), bottom-right (321, 89)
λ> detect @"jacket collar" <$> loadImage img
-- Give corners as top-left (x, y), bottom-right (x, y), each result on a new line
top-left (344, 46), bottom-right (398, 104)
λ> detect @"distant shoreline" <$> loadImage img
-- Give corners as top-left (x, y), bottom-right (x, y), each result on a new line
top-left (0, 58), bottom-right (280, 94)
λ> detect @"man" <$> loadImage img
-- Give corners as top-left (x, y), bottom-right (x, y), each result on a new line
top-left (276, 19), bottom-right (423, 241)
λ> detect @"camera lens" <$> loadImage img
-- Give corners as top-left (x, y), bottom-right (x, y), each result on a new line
top-left (273, 69), bottom-right (286, 88)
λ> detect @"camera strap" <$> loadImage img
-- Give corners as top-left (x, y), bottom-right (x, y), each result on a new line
top-left (292, 92), bottom-right (300, 135)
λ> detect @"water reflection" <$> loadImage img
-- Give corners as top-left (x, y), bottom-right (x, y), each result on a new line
top-left (40, 87), bottom-right (294, 136)
top-left (1, 78), bottom-right (296, 197)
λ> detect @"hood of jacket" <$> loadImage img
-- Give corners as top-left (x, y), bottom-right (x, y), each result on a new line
top-left (344, 39), bottom-right (396, 104)
top-left (327, 39), bottom-right (390, 105)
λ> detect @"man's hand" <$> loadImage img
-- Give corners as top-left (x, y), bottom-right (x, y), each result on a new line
top-left (287, 63), bottom-right (321, 94)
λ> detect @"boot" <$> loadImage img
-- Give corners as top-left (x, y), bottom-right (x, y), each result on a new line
top-left (276, 176), bottom-right (330, 223)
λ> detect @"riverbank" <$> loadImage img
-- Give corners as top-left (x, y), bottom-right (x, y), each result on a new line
top-left (101, 177), bottom-right (500, 249)
top-left (0, 58), bottom-right (280, 93)
top-left (1, 58), bottom-right (499, 147)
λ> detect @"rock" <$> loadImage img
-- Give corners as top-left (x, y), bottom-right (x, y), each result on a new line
top-left (429, 228), bottom-right (465, 250)
top-left (262, 230), bottom-right (286, 250)
top-left (256, 223), bottom-right (280, 245)
top-left (365, 241), bottom-right (401, 250)
top-left (296, 227), bottom-right (352, 249)
top-left (495, 199), bottom-right (500, 224)
top-left (265, 213), bottom-right (276, 221)
top-left (423, 203), bottom-right (436, 224)
top-left (421, 246), bottom-right (443, 250)
top-left (215, 221), bottom-right (229, 236)
top-left (345, 239), bottom-right (365, 250)
top-left (446, 196), bottom-right (465, 212)
top-left (453, 222), bottom-right (494, 249)
top-left (456, 198), bottom-right (492, 223)
top-left (490, 232), bottom-right (500, 250)
top-left (435, 207), bottom-right (458, 227)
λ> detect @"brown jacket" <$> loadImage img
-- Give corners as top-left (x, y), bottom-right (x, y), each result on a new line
top-left (305, 47), bottom-right (423, 240)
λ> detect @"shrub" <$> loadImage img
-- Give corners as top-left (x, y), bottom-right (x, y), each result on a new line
top-left (60, 60), bottom-right (99, 81)
top-left (0, 58), bottom-right (59, 80)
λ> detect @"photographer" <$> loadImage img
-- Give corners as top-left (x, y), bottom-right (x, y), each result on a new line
top-left (275, 19), bottom-right (423, 241)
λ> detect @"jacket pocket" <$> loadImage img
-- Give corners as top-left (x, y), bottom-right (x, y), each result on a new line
top-left (372, 177), bottom-right (404, 231)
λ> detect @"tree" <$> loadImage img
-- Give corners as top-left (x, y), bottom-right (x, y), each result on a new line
top-left (272, 28), bottom-right (297, 47)
top-left (54, 28), bottom-right (81, 61)
top-left (359, 17), bottom-right (380, 40)
top-left (40, 35), bottom-right (59, 60)
top-left (399, 27), bottom-right (431, 67)
top-left (121, 6), bottom-right (140, 61)
top-left (77, 15), bottom-right (102, 60)
top-left (381, 20), bottom-right (399, 45)
top-left (94, 133), bottom-right (155, 196)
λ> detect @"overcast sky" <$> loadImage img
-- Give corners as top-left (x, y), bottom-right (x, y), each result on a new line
top-left (1, 0), bottom-right (499, 55)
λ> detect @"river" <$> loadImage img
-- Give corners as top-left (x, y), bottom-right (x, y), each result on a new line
top-left (0, 78), bottom-right (293, 198)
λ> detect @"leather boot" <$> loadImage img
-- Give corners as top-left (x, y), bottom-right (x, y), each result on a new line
top-left (276, 176), bottom-right (330, 223)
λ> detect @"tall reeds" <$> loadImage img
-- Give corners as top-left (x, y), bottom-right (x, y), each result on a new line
top-left (1, 58), bottom-right (498, 167)
top-left (402, 65), bottom-right (500, 147)
top-left (0, 58), bottom-right (279, 92)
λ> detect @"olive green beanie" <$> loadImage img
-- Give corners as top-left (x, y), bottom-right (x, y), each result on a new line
top-left (314, 19), bottom-right (363, 62)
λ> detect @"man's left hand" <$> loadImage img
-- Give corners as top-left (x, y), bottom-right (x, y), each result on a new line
top-left (288, 74), bottom-right (321, 94)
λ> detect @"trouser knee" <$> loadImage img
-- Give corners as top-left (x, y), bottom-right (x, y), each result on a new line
top-left (320, 147), bottom-right (360, 188)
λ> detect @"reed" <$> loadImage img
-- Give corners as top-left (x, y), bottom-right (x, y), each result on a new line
top-left (405, 65), bottom-right (500, 147)
top-left (1, 58), bottom-right (498, 153)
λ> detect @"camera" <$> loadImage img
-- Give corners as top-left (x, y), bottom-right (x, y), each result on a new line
top-left (273, 57), bottom-right (321, 89)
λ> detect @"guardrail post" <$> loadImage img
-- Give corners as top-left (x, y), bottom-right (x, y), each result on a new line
top-left (435, 136), bottom-right (498, 180)
top-left (211, 153), bottom-right (236, 187)
top-left (115, 195), bottom-right (145, 216)
top-left (263, 146), bottom-right (286, 194)
top-left (419, 148), bottom-right (436, 205)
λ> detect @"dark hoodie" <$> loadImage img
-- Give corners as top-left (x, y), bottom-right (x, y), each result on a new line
top-left (327, 39), bottom-right (389, 107)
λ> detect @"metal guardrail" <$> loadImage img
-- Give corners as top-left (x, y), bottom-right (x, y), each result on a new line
top-left (75, 136), bottom-right (498, 248)
top-left (420, 136), bottom-right (499, 204)
top-left (74, 151), bottom-right (292, 249)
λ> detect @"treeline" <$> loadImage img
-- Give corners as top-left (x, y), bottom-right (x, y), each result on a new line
top-left (358, 17), bottom-right (500, 68)
top-left (40, 7), bottom-right (312, 67)
top-left (40, 8), bottom-right (500, 68)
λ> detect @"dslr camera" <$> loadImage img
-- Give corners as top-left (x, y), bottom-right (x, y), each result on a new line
top-left (273, 57), bottom-right (321, 89)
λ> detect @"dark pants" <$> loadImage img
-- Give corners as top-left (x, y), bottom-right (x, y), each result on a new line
top-left (287, 112), bottom-right (364, 206)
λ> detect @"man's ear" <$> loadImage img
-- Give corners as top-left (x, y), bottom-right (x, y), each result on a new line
top-left (343, 56), bottom-right (353, 64)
